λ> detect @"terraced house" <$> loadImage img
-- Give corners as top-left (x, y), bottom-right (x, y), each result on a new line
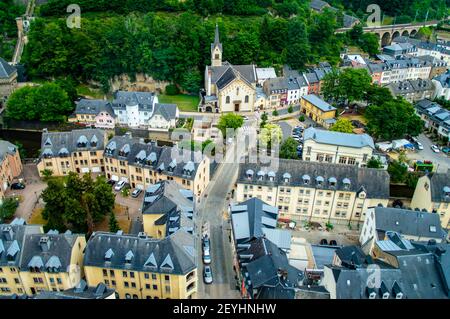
top-left (37, 129), bottom-right (107, 177)
top-left (0, 141), bottom-right (22, 202)
top-left (84, 230), bottom-right (197, 299)
top-left (235, 159), bottom-right (390, 226)
top-left (104, 133), bottom-right (210, 196)
top-left (0, 218), bottom-right (86, 297)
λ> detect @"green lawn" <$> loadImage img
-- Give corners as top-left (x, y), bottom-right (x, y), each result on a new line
top-left (159, 94), bottom-right (199, 112)
top-left (76, 84), bottom-right (106, 99)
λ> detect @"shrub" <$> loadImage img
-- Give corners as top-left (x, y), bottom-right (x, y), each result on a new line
top-left (272, 110), bottom-right (279, 116)
top-left (299, 115), bottom-right (305, 122)
top-left (288, 106), bottom-right (293, 113)
top-left (165, 84), bottom-right (179, 95)
top-left (0, 198), bottom-right (19, 222)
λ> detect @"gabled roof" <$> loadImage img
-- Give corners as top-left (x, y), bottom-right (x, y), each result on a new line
top-left (304, 127), bottom-right (374, 149)
top-left (374, 207), bottom-right (446, 240)
top-left (75, 99), bottom-right (115, 117)
top-left (84, 230), bottom-right (196, 275)
top-left (208, 62), bottom-right (256, 87)
top-left (302, 94), bottom-right (336, 112)
top-left (0, 57), bottom-right (17, 79)
top-left (150, 103), bottom-right (178, 121)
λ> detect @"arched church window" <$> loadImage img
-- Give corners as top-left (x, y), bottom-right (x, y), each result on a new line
top-left (226, 96), bottom-right (230, 104)
top-left (245, 95), bottom-right (249, 103)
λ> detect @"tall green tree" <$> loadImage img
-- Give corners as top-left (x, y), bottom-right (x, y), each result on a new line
top-left (286, 18), bottom-right (310, 70)
top-left (280, 137), bottom-right (299, 159)
top-left (365, 98), bottom-right (424, 140)
top-left (217, 113), bottom-right (244, 138)
top-left (330, 118), bottom-right (355, 133)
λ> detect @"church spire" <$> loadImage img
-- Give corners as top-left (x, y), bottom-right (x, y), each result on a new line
top-left (211, 23), bottom-right (223, 67)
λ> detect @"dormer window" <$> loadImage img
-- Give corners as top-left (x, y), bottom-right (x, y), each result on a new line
top-left (183, 161), bottom-right (195, 176)
top-left (246, 169), bottom-right (254, 180)
top-left (443, 186), bottom-right (450, 197)
top-left (328, 177), bottom-right (337, 187)
top-left (58, 147), bottom-right (69, 158)
top-left (146, 152), bottom-right (157, 166)
top-left (105, 141), bottom-right (116, 155)
top-left (105, 248), bottom-right (114, 262)
top-left (77, 135), bottom-right (88, 148)
top-left (257, 170), bottom-right (265, 181)
top-left (42, 148), bottom-right (53, 158)
top-left (119, 144), bottom-right (130, 157)
top-left (302, 175), bottom-right (310, 185)
top-left (125, 250), bottom-right (134, 264)
top-left (343, 178), bottom-right (351, 189)
top-left (168, 159), bottom-right (177, 172)
top-left (283, 173), bottom-right (291, 183)
top-left (268, 171), bottom-right (276, 182)
top-left (316, 176), bottom-right (324, 186)
top-left (135, 150), bottom-right (146, 164)
top-left (90, 135), bottom-right (98, 147)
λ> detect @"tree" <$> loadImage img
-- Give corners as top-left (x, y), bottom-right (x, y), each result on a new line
top-left (217, 113), bottom-right (244, 138)
top-left (260, 112), bottom-right (268, 128)
top-left (330, 118), bottom-right (354, 133)
top-left (322, 68), bottom-right (372, 105)
top-left (365, 85), bottom-right (393, 106)
top-left (366, 98), bottom-right (424, 140)
top-left (40, 169), bottom-right (54, 180)
top-left (0, 198), bottom-right (18, 222)
top-left (41, 173), bottom-right (115, 233)
top-left (109, 211), bottom-right (120, 233)
top-left (286, 18), bottom-right (310, 70)
top-left (272, 110), bottom-right (279, 116)
top-left (6, 83), bottom-right (73, 122)
top-left (260, 123), bottom-right (282, 149)
top-left (367, 157), bottom-right (383, 169)
top-left (280, 137), bottom-right (299, 159)
top-left (388, 160), bottom-right (408, 184)
top-left (287, 105), bottom-right (293, 113)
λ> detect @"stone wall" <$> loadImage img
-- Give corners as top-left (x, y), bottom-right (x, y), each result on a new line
top-left (108, 73), bottom-right (170, 93)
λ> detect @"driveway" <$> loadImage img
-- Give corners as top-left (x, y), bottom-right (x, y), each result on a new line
top-left (6, 164), bottom-right (46, 221)
top-left (114, 191), bottom-right (143, 220)
top-left (405, 134), bottom-right (450, 173)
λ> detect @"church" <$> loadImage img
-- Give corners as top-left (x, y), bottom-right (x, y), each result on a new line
top-left (200, 25), bottom-right (258, 113)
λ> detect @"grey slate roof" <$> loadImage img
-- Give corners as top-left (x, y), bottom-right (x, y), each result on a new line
top-left (83, 230), bottom-right (196, 275)
top-left (434, 71), bottom-right (450, 88)
top-left (142, 181), bottom-right (194, 237)
top-left (112, 91), bottom-right (156, 112)
top-left (309, 0), bottom-right (330, 11)
top-left (150, 103), bottom-right (178, 121)
top-left (243, 237), bottom-right (303, 299)
top-left (231, 198), bottom-right (287, 245)
top-left (302, 94), bottom-right (336, 112)
top-left (264, 77), bottom-right (288, 94)
top-left (428, 173), bottom-right (450, 203)
top-left (34, 280), bottom-right (115, 299)
top-left (0, 220), bottom-right (43, 267)
top-left (40, 128), bottom-right (106, 159)
top-left (0, 57), bottom-right (17, 79)
top-left (238, 158), bottom-right (390, 199)
top-left (0, 140), bottom-right (18, 165)
top-left (75, 99), bottom-right (115, 117)
top-left (105, 135), bottom-right (204, 181)
top-left (304, 127), bottom-right (374, 149)
top-left (208, 62), bottom-right (256, 88)
top-left (19, 232), bottom-right (82, 272)
top-left (374, 207), bottom-right (447, 240)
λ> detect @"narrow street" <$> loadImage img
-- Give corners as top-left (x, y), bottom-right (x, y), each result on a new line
top-left (196, 145), bottom-right (241, 299)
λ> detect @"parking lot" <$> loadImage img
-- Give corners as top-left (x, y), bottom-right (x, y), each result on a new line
top-left (404, 134), bottom-right (450, 173)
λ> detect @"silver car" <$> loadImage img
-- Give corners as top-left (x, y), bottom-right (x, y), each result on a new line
top-left (203, 266), bottom-right (213, 284)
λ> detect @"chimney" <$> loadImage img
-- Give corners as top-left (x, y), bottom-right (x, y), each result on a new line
top-left (39, 237), bottom-right (51, 252)
top-left (3, 226), bottom-right (14, 241)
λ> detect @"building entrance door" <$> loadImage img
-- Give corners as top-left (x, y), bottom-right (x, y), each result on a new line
top-left (234, 103), bottom-right (240, 112)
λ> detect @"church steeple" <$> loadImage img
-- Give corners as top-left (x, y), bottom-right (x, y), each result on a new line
top-left (211, 24), bottom-right (222, 67)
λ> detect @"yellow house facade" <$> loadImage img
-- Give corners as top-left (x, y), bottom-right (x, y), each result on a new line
top-left (36, 129), bottom-right (107, 177)
top-left (410, 173), bottom-right (450, 229)
top-left (84, 230), bottom-right (197, 299)
top-left (300, 94), bottom-right (336, 127)
top-left (235, 159), bottom-right (390, 226)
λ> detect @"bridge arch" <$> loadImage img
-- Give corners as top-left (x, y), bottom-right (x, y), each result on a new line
top-left (381, 32), bottom-right (391, 47)
top-left (401, 30), bottom-right (409, 37)
top-left (392, 31), bottom-right (400, 41)
top-left (410, 29), bottom-right (418, 37)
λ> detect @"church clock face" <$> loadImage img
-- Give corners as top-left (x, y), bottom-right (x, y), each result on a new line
top-left (424, 182), bottom-right (429, 191)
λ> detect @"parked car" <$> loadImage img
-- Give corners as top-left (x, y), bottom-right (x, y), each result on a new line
top-left (203, 249), bottom-right (211, 264)
top-left (416, 142), bottom-right (424, 150)
top-left (442, 147), bottom-right (450, 154)
top-left (131, 188), bottom-right (142, 198)
top-left (431, 145), bottom-right (440, 153)
top-left (107, 180), bottom-right (116, 186)
top-left (114, 180), bottom-right (126, 191)
top-left (203, 266), bottom-right (213, 284)
top-left (202, 236), bottom-right (210, 251)
top-left (10, 182), bottom-right (25, 190)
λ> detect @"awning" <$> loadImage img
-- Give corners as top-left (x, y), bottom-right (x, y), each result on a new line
top-left (278, 218), bottom-right (291, 223)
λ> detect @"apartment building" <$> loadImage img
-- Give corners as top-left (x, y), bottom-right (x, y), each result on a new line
top-left (104, 134), bottom-right (210, 196)
top-left (235, 159), bottom-right (390, 226)
top-left (37, 128), bottom-right (107, 177)
top-left (0, 218), bottom-right (86, 297)
top-left (18, 231), bottom-right (86, 296)
top-left (70, 99), bottom-right (116, 129)
top-left (359, 207), bottom-right (447, 255)
top-left (141, 181), bottom-right (194, 239)
top-left (302, 127), bottom-right (374, 167)
top-left (415, 99), bottom-right (450, 141)
top-left (300, 95), bottom-right (336, 128)
top-left (83, 230), bottom-right (197, 299)
top-left (411, 173), bottom-right (450, 230)
top-left (432, 71), bottom-right (450, 100)
top-left (263, 77), bottom-right (288, 108)
top-left (0, 141), bottom-right (23, 202)
top-left (0, 219), bottom-right (42, 296)
top-left (386, 78), bottom-right (435, 103)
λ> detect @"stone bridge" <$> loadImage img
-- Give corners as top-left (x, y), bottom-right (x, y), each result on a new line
top-left (336, 20), bottom-right (440, 47)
